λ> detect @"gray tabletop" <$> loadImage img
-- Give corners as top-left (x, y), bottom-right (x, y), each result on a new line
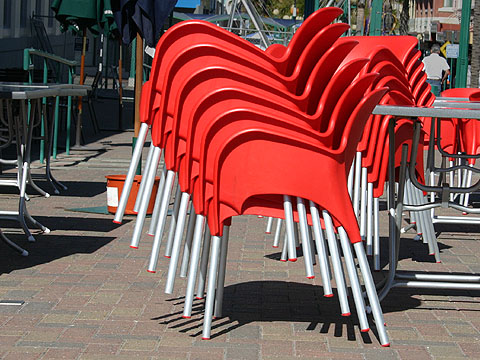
top-left (0, 83), bottom-right (90, 100)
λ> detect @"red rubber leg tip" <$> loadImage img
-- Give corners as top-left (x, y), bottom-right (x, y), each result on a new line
top-left (112, 220), bottom-right (121, 224)
top-left (146, 270), bottom-right (156, 273)
top-left (418, 233), bottom-right (423, 235)
top-left (265, 232), bottom-right (271, 234)
top-left (130, 245), bottom-right (138, 249)
top-left (164, 256), bottom-right (171, 258)
top-left (341, 313), bottom-right (351, 317)
top-left (307, 276), bottom-right (315, 279)
top-left (436, 261), bottom-right (442, 263)
top-left (411, 221), bottom-right (416, 224)
top-left (195, 297), bottom-right (203, 300)
top-left (463, 212), bottom-right (468, 215)
top-left (429, 253), bottom-right (435, 256)
top-left (374, 269), bottom-right (381, 272)
top-left (288, 258), bottom-right (297, 262)
top-left (182, 315), bottom-right (191, 319)
top-left (272, 245), bottom-right (279, 248)
top-left (212, 316), bottom-right (217, 319)
top-left (381, 343), bottom-right (391, 347)
top-left (202, 337), bottom-right (210, 340)
top-left (324, 294), bottom-right (334, 298)
top-left (147, 233), bottom-right (154, 237)
top-left (384, 323), bottom-right (387, 326)
top-left (296, 246), bottom-right (301, 250)
top-left (361, 328), bottom-right (370, 333)
top-left (280, 259), bottom-right (287, 262)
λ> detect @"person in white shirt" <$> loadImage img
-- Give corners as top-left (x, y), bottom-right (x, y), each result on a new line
top-left (422, 44), bottom-right (450, 94)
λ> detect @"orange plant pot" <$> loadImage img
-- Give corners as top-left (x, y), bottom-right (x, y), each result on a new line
top-left (106, 175), bottom-right (160, 215)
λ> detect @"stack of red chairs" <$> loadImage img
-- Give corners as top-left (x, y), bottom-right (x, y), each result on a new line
top-left (434, 88), bottom-right (480, 209)
top-left (111, 8), bottom-right (431, 346)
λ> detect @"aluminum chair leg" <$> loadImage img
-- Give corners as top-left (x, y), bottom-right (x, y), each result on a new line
top-left (322, 210), bottom-right (350, 316)
top-left (360, 167), bottom-right (368, 241)
top-left (114, 122), bottom-right (148, 223)
top-left (309, 201), bottom-right (333, 297)
top-left (147, 164), bottom-right (167, 236)
top-left (196, 226), bottom-right (212, 299)
top-left (280, 231), bottom-right (288, 262)
top-left (353, 152), bottom-right (362, 217)
top-left (133, 141), bottom-right (155, 213)
top-left (214, 226), bottom-right (229, 318)
top-left (283, 195), bottom-right (297, 261)
top-left (338, 227), bottom-right (369, 332)
top-left (147, 169), bottom-right (175, 271)
top-left (130, 147), bottom-right (161, 249)
top-left (201, 234), bottom-right (222, 340)
top-left (165, 192), bottom-right (190, 294)
top-left (353, 242), bottom-right (390, 346)
top-left (449, 160), bottom-right (455, 202)
top-left (307, 225), bottom-right (316, 266)
top-left (183, 214), bottom-right (205, 318)
top-left (165, 182), bottom-right (182, 258)
top-left (180, 203), bottom-right (196, 278)
top-left (373, 197), bottom-right (381, 271)
top-left (272, 218), bottom-right (283, 248)
top-left (296, 197), bottom-right (315, 278)
top-left (265, 217), bottom-right (274, 234)
top-left (463, 165), bottom-right (473, 208)
top-left (366, 182), bottom-right (373, 256)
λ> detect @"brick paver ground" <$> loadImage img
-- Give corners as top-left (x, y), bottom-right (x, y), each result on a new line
top-left (0, 130), bottom-right (479, 359)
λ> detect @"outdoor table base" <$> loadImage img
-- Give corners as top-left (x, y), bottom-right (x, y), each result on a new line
top-left (371, 103), bottom-right (480, 300)
top-left (0, 83), bottom-right (89, 254)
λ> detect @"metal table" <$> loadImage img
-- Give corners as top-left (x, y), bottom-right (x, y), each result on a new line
top-left (0, 83), bottom-right (89, 256)
top-left (371, 101), bottom-right (480, 298)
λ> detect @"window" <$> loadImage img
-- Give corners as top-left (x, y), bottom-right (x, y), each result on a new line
top-left (20, 0), bottom-right (28, 28)
top-left (444, 0), bottom-right (453, 7)
top-left (3, 0), bottom-right (11, 29)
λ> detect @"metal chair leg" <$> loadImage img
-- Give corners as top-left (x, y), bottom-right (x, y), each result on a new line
top-left (373, 197), bottom-right (381, 271)
top-left (130, 147), bottom-right (161, 249)
top-left (146, 169), bottom-right (175, 271)
top-left (309, 201), bottom-right (332, 297)
top-left (165, 192), bottom-right (190, 294)
top-left (366, 182), bottom-right (373, 256)
top-left (353, 242), bottom-right (390, 347)
top-left (322, 210), bottom-right (350, 316)
top-left (353, 152), bottom-right (362, 217)
top-left (183, 214), bottom-right (205, 318)
top-left (196, 226), bottom-right (211, 299)
top-left (165, 183), bottom-right (182, 258)
top-left (214, 226), bottom-right (229, 318)
top-left (272, 218), bottom-right (282, 248)
top-left (114, 122), bottom-right (148, 223)
top-left (201, 234), bottom-right (222, 340)
top-left (338, 227), bottom-right (369, 332)
top-left (180, 203), bottom-right (196, 278)
top-left (283, 195), bottom-right (297, 261)
top-left (133, 142), bottom-right (155, 213)
top-left (265, 217), bottom-right (274, 234)
top-left (360, 167), bottom-right (368, 241)
top-left (296, 197), bottom-right (315, 278)
top-left (147, 164), bottom-right (167, 236)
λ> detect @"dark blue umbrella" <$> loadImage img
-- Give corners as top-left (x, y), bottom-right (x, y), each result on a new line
top-left (113, 0), bottom-right (178, 47)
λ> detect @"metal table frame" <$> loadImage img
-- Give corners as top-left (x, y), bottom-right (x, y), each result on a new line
top-left (371, 102), bottom-right (480, 298)
top-left (0, 84), bottom-right (89, 255)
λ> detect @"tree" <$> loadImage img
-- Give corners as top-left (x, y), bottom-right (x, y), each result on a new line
top-left (399, 0), bottom-right (410, 35)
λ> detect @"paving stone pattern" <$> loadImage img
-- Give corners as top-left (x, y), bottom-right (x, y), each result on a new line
top-left (0, 130), bottom-right (479, 359)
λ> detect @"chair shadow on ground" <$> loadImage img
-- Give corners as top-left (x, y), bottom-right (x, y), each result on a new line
top-left (19, 216), bottom-right (128, 232)
top-left (152, 281), bottom-right (422, 344)
top-left (0, 232), bottom-right (116, 275)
